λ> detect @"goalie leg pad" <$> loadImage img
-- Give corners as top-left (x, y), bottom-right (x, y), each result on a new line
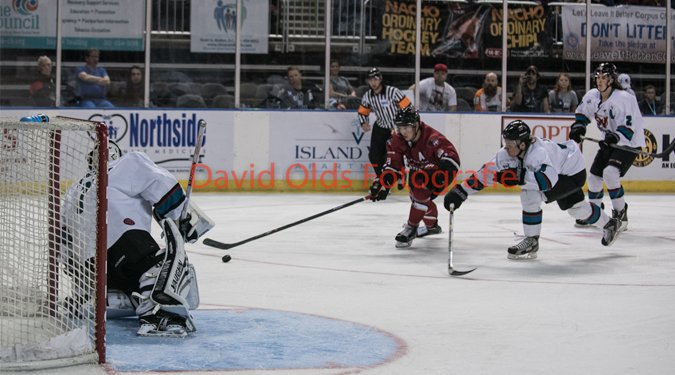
top-left (152, 219), bottom-right (192, 307)
top-left (133, 219), bottom-right (198, 335)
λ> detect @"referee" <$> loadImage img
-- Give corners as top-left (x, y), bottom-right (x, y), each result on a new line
top-left (357, 67), bottom-right (411, 177)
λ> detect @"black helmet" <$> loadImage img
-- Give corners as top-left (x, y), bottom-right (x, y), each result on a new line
top-left (594, 62), bottom-right (618, 81)
top-left (367, 67), bottom-right (382, 79)
top-left (502, 120), bottom-right (531, 141)
top-left (394, 106), bottom-right (420, 127)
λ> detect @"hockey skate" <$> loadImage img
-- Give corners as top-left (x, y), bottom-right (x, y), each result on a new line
top-left (507, 236), bottom-right (539, 260)
top-left (137, 311), bottom-right (190, 338)
top-left (601, 218), bottom-right (621, 246)
top-left (612, 204), bottom-right (628, 232)
top-left (395, 224), bottom-right (417, 248)
top-left (417, 223), bottom-right (442, 238)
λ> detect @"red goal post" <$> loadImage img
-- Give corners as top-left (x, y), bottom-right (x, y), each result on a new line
top-left (0, 116), bottom-right (107, 369)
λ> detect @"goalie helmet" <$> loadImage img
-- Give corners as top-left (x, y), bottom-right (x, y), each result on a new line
top-left (503, 120), bottom-right (531, 142)
top-left (87, 140), bottom-right (122, 170)
top-left (394, 106), bottom-right (420, 127)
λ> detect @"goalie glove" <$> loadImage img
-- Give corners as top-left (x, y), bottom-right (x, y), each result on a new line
top-left (178, 213), bottom-right (199, 244)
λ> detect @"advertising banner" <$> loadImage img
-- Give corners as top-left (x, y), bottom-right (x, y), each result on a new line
top-left (190, 0), bottom-right (268, 54)
top-left (60, 0), bottom-right (145, 51)
top-left (1, 109), bottom-right (672, 190)
top-left (0, 0), bottom-right (145, 51)
top-left (562, 4), bottom-right (675, 64)
top-left (268, 112), bottom-right (372, 191)
top-left (380, 1), bottom-right (548, 59)
top-left (0, 0), bottom-right (57, 49)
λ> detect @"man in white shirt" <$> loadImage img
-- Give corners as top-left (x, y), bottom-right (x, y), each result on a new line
top-left (414, 63), bottom-right (457, 112)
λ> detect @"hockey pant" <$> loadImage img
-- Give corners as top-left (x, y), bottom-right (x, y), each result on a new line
top-left (406, 181), bottom-right (440, 228)
top-left (587, 145), bottom-right (637, 212)
top-left (521, 172), bottom-right (610, 237)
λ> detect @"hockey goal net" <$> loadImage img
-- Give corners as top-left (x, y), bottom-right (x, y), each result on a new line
top-left (0, 116), bottom-right (107, 369)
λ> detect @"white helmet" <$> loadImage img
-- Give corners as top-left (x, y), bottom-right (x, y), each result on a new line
top-left (87, 140), bottom-right (122, 170)
top-left (618, 73), bottom-right (631, 90)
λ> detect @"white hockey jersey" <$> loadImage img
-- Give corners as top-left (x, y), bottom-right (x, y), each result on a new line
top-left (462, 137), bottom-right (585, 195)
top-left (576, 88), bottom-right (645, 148)
top-left (62, 151), bottom-right (187, 257)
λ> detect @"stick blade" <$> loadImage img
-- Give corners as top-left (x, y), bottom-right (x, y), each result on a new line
top-left (202, 238), bottom-right (234, 249)
top-left (449, 267), bottom-right (477, 277)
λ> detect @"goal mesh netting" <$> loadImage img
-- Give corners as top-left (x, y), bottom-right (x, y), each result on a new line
top-left (0, 116), bottom-right (107, 370)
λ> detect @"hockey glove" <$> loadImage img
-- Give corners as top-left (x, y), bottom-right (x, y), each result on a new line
top-left (178, 213), bottom-right (199, 244)
top-left (444, 185), bottom-right (468, 211)
top-left (497, 167), bottom-right (523, 187)
top-left (368, 180), bottom-right (389, 201)
top-left (569, 121), bottom-right (587, 143)
top-left (603, 131), bottom-right (620, 146)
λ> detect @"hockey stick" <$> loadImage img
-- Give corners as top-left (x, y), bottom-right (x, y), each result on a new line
top-left (447, 205), bottom-right (476, 277)
top-left (203, 196), bottom-right (368, 250)
top-left (180, 119), bottom-right (207, 221)
top-left (581, 136), bottom-right (675, 159)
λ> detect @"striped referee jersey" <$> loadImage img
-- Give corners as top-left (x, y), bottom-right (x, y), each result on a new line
top-left (357, 85), bottom-right (411, 130)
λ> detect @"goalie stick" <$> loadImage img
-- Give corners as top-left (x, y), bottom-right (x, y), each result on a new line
top-left (447, 204), bottom-right (476, 277)
top-left (581, 136), bottom-right (675, 159)
top-left (181, 119), bottom-right (207, 221)
top-left (203, 196), bottom-right (368, 250)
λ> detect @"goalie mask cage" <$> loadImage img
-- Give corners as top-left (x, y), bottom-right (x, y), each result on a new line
top-left (0, 116), bottom-right (107, 370)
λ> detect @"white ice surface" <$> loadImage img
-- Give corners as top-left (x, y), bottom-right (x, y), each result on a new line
top-left (7, 193), bottom-right (675, 375)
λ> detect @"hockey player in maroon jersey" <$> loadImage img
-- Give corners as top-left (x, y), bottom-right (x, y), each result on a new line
top-left (368, 107), bottom-right (461, 248)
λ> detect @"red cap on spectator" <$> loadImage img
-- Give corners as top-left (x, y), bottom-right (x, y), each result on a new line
top-left (434, 63), bottom-right (448, 72)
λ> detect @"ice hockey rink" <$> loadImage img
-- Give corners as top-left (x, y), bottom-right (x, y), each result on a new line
top-left (9, 192), bottom-right (675, 375)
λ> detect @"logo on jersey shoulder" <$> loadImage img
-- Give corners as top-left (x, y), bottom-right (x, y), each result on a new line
top-left (633, 128), bottom-right (657, 168)
top-left (123, 218), bottom-right (135, 225)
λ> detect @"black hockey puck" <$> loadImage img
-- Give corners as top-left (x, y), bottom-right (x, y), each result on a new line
top-left (222, 254), bottom-right (232, 263)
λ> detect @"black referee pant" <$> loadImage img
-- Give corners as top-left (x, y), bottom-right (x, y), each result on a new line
top-left (369, 125), bottom-right (392, 177)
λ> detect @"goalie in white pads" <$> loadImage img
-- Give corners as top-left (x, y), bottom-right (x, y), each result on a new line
top-left (62, 144), bottom-right (213, 337)
top-left (443, 120), bottom-right (621, 260)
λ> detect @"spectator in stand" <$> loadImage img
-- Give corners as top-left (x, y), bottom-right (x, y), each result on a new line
top-left (510, 65), bottom-right (549, 113)
top-left (474, 72), bottom-right (504, 112)
top-left (618, 74), bottom-right (635, 97)
top-left (638, 85), bottom-right (664, 116)
top-left (329, 59), bottom-right (360, 110)
top-left (275, 66), bottom-right (318, 109)
top-left (29, 56), bottom-right (56, 107)
top-left (412, 63), bottom-right (457, 112)
top-left (75, 48), bottom-right (114, 108)
top-left (121, 66), bottom-right (144, 107)
top-left (548, 73), bottom-right (578, 113)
